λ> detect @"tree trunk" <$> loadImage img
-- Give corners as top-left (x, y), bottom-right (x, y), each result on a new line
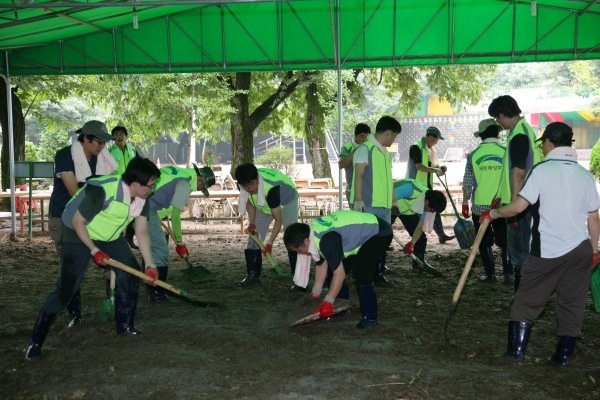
top-left (230, 72), bottom-right (253, 174)
top-left (186, 79), bottom-right (196, 168)
top-left (0, 77), bottom-right (25, 190)
top-left (305, 82), bottom-right (332, 180)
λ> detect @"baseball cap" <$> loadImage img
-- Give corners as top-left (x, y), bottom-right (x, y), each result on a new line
top-left (192, 164), bottom-right (216, 197)
top-left (426, 126), bottom-right (445, 140)
top-left (536, 122), bottom-right (574, 144)
top-left (80, 120), bottom-right (114, 142)
top-left (474, 118), bottom-right (502, 138)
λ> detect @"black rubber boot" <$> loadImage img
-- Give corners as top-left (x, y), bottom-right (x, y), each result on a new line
top-left (288, 250), bottom-right (298, 275)
top-left (66, 290), bottom-right (82, 327)
top-left (337, 279), bottom-right (350, 300)
top-left (502, 247), bottom-right (514, 285)
top-left (237, 249), bottom-right (262, 285)
top-left (514, 269), bottom-right (522, 294)
top-left (550, 336), bottom-right (576, 366)
top-left (412, 253), bottom-right (425, 272)
top-left (356, 284), bottom-right (378, 329)
top-left (434, 219), bottom-right (455, 244)
top-left (147, 266), bottom-right (174, 303)
top-left (374, 255), bottom-right (393, 285)
top-left (115, 292), bottom-right (142, 335)
top-left (124, 222), bottom-right (139, 250)
top-left (479, 247), bottom-right (498, 283)
top-left (503, 321), bottom-right (532, 361)
top-left (25, 308), bottom-right (57, 360)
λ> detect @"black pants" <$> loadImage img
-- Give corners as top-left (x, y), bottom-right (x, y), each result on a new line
top-left (41, 235), bottom-right (142, 314)
top-left (473, 214), bottom-right (508, 248)
top-left (343, 233), bottom-right (393, 286)
top-left (393, 214), bottom-right (427, 255)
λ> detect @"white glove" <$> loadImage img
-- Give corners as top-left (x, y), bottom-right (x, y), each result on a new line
top-left (353, 200), bottom-right (365, 212)
top-left (435, 168), bottom-right (444, 176)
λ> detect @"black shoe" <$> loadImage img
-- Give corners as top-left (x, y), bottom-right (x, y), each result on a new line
top-left (356, 284), bottom-right (378, 329)
top-left (503, 321), bottom-right (532, 361)
top-left (438, 233), bottom-right (456, 244)
top-left (374, 256), bottom-right (393, 285)
top-left (115, 292), bottom-right (142, 335)
top-left (479, 274), bottom-right (498, 283)
top-left (238, 249), bottom-right (262, 286)
top-left (26, 309), bottom-right (57, 360)
top-left (386, 246), bottom-right (394, 251)
top-left (550, 336), bottom-right (576, 366)
top-left (146, 266), bottom-right (174, 303)
top-left (66, 290), bottom-right (81, 328)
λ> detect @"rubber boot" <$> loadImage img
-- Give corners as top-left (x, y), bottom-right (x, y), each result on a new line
top-left (164, 230), bottom-right (169, 244)
top-left (288, 250), bottom-right (298, 276)
top-left (356, 284), bottom-right (378, 329)
top-left (124, 222), bottom-right (139, 250)
top-left (434, 218), bottom-right (455, 244)
top-left (479, 247), bottom-right (498, 283)
top-left (374, 255), bottom-right (393, 285)
top-left (412, 253), bottom-right (425, 272)
top-left (237, 249), bottom-right (262, 285)
top-left (337, 279), bottom-right (350, 300)
top-left (514, 269), bottom-right (522, 294)
top-left (147, 266), bottom-right (174, 303)
top-left (550, 336), bottom-right (576, 366)
top-left (503, 321), bottom-right (532, 361)
top-left (115, 292), bottom-right (142, 335)
top-left (66, 289), bottom-right (82, 327)
top-left (25, 308), bottom-right (57, 360)
top-left (502, 247), bottom-right (514, 285)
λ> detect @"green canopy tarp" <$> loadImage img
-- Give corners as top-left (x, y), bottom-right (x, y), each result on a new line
top-left (1, 0), bottom-right (600, 76)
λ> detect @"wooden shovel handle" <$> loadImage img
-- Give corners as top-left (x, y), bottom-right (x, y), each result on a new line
top-left (450, 218), bottom-right (490, 303)
top-left (245, 229), bottom-right (280, 270)
top-left (160, 220), bottom-right (177, 242)
top-left (104, 259), bottom-right (182, 296)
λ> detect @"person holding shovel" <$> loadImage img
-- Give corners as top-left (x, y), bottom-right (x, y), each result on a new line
top-left (406, 126), bottom-right (455, 244)
top-left (480, 122), bottom-right (600, 365)
top-left (26, 157), bottom-right (161, 360)
top-left (391, 178), bottom-right (447, 272)
top-left (461, 119), bottom-right (511, 283)
top-left (144, 164), bottom-right (215, 302)
top-left (338, 123), bottom-right (370, 209)
top-left (235, 163), bottom-right (299, 285)
top-left (352, 116), bottom-right (402, 285)
top-left (283, 210), bottom-right (393, 329)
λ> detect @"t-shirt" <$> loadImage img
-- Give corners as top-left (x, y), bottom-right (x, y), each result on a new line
top-left (353, 144), bottom-right (370, 165)
top-left (519, 153), bottom-right (600, 258)
top-left (170, 180), bottom-right (193, 212)
top-left (266, 186), bottom-right (281, 209)
top-left (409, 145), bottom-right (425, 166)
top-left (509, 134), bottom-right (530, 171)
top-left (49, 145), bottom-right (98, 218)
top-left (62, 185), bottom-right (150, 243)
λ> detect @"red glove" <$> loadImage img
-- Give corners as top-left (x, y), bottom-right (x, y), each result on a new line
top-left (91, 248), bottom-right (110, 266)
top-left (508, 216), bottom-right (518, 229)
top-left (310, 291), bottom-right (320, 300)
top-left (462, 204), bottom-right (470, 219)
top-left (312, 301), bottom-right (333, 318)
top-left (402, 242), bottom-right (415, 255)
top-left (144, 267), bottom-right (159, 286)
top-left (491, 198), bottom-right (501, 210)
top-left (479, 210), bottom-right (496, 224)
top-left (176, 243), bottom-right (189, 259)
top-left (592, 253), bottom-right (599, 270)
top-left (262, 243), bottom-right (273, 256)
top-left (247, 224), bottom-right (258, 235)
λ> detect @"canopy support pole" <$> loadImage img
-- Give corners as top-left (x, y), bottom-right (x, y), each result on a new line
top-left (4, 52), bottom-right (16, 235)
top-left (336, 0), bottom-right (343, 211)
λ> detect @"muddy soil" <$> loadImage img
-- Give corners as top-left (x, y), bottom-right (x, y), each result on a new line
top-left (1, 219), bottom-right (600, 399)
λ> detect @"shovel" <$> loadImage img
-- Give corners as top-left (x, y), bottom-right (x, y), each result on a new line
top-left (393, 234), bottom-right (443, 277)
top-left (246, 229), bottom-right (292, 278)
top-left (437, 175), bottom-right (476, 249)
top-left (103, 259), bottom-right (226, 309)
top-left (160, 220), bottom-right (215, 282)
top-left (98, 270), bottom-right (116, 323)
top-left (289, 305), bottom-right (352, 327)
top-left (444, 218), bottom-right (489, 348)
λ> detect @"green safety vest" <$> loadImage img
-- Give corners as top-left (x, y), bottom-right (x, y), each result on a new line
top-left (153, 166), bottom-right (198, 219)
top-left (249, 168), bottom-right (296, 215)
top-left (108, 143), bottom-right (137, 175)
top-left (407, 138), bottom-right (433, 188)
top-left (498, 118), bottom-right (542, 204)
top-left (312, 211), bottom-right (380, 258)
top-left (393, 178), bottom-right (427, 216)
top-left (471, 142), bottom-right (505, 206)
top-left (63, 175), bottom-right (138, 241)
top-left (350, 141), bottom-right (393, 208)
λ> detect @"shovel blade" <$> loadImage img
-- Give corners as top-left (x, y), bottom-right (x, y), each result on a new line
top-left (418, 259), bottom-right (444, 277)
top-left (98, 299), bottom-right (114, 323)
top-left (453, 219), bottom-right (476, 249)
top-left (182, 267), bottom-right (215, 282)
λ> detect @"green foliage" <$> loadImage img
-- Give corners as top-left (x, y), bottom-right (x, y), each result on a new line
top-left (24, 142), bottom-right (38, 162)
top-left (590, 138), bottom-right (600, 181)
top-left (568, 61), bottom-right (600, 114)
top-left (37, 129), bottom-right (70, 162)
top-left (255, 145), bottom-right (297, 178)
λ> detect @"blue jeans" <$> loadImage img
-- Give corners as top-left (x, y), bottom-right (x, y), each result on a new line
top-left (507, 212), bottom-right (532, 271)
top-left (365, 206), bottom-right (391, 224)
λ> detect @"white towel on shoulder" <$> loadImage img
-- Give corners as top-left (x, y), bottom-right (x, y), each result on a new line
top-left (71, 141), bottom-right (118, 183)
top-left (293, 226), bottom-right (321, 288)
top-left (410, 192), bottom-right (436, 233)
top-left (238, 174), bottom-right (265, 216)
top-left (121, 181), bottom-right (146, 218)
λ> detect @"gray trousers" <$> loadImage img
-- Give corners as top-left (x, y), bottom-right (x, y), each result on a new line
top-left (247, 195), bottom-right (299, 250)
top-left (147, 210), bottom-right (170, 267)
top-left (510, 240), bottom-right (593, 337)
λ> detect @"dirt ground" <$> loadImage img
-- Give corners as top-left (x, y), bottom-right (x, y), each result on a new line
top-left (1, 219), bottom-right (600, 400)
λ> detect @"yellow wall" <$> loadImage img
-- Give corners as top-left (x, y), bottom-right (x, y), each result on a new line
top-left (427, 95), bottom-right (454, 116)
